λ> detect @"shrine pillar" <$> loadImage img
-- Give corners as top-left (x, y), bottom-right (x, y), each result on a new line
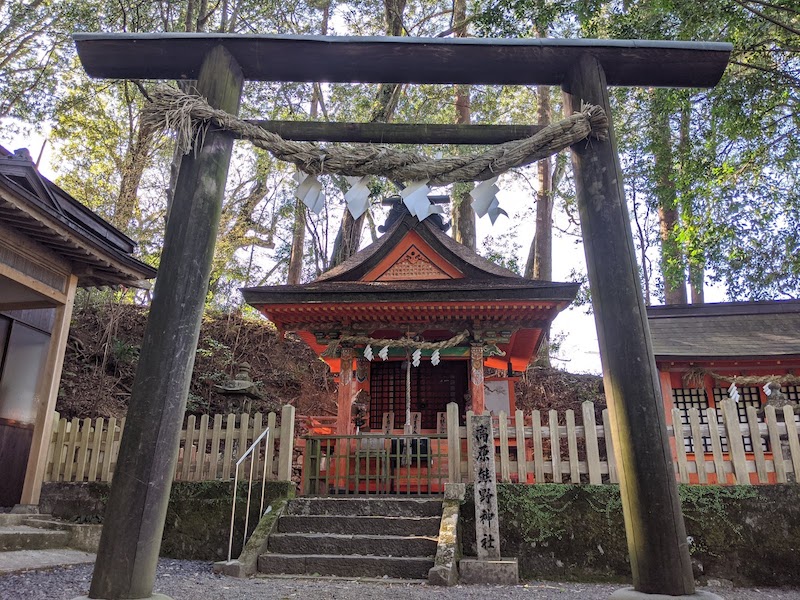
top-left (469, 343), bottom-right (485, 415)
top-left (87, 46), bottom-right (243, 600)
top-left (336, 345), bottom-right (356, 434)
top-left (562, 54), bottom-right (696, 597)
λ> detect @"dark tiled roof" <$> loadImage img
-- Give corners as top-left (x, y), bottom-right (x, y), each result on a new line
top-left (647, 300), bottom-right (800, 358)
top-left (0, 145), bottom-right (156, 287)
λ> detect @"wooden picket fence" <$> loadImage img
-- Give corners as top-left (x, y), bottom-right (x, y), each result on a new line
top-left (448, 402), bottom-right (618, 485)
top-left (446, 399), bottom-right (800, 486)
top-left (44, 405), bottom-right (295, 483)
top-left (45, 399), bottom-right (800, 488)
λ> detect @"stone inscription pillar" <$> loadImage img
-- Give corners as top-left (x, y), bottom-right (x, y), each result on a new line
top-left (471, 414), bottom-right (500, 559)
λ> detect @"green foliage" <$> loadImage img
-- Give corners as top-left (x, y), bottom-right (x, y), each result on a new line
top-left (481, 230), bottom-right (523, 274)
top-left (5, 0), bottom-right (800, 306)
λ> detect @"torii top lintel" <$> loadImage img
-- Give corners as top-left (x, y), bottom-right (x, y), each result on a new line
top-left (74, 33), bottom-right (731, 88)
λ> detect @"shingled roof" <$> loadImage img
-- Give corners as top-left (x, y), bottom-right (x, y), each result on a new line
top-left (647, 300), bottom-right (800, 359)
top-left (243, 211), bottom-right (579, 304)
top-left (0, 146), bottom-right (156, 287)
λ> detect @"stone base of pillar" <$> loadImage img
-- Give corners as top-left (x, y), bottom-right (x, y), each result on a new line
top-left (611, 587), bottom-right (723, 600)
top-left (11, 504), bottom-right (40, 514)
top-left (459, 557), bottom-right (518, 585)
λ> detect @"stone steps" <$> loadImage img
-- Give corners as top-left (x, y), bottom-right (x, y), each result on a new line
top-left (284, 497), bottom-right (442, 517)
top-left (257, 553), bottom-right (434, 579)
top-left (258, 497), bottom-right (442, 580)
top-left (0, 513), bottom-right (100, 573)
top-left (0, 525), bottom-right (72, 552)
top-left (268, 532), bottom-right (437, 557)
top-left (277, 514), bottom-right (440, 536)
top-left (0, 548), bottom-right (96, 576)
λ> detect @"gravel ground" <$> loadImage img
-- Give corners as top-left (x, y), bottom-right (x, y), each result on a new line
top-left (1, 559), bottom-right (799, 600)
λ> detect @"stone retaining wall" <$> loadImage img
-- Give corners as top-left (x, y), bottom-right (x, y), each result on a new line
top-left (461, 484), bottom-right (800, 587)
top-left (39, 480), bottom-right (293, 561)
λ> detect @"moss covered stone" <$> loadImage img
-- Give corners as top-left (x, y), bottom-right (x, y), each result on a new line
top-left (461, 483), bottom-right (800, 587)
top-left (40, 480), bottom-right (293, 561)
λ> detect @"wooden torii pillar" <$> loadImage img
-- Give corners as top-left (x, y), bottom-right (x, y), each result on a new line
top-left (74, 34), bottom-right (730, 599)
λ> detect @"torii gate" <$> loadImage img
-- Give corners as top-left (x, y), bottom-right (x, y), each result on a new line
top-left (73, 34), bottom-right (731, 600)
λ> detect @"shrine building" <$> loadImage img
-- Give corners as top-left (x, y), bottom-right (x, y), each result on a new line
top-left (649, 299), bottom-right (800, 484)
top-left (0, 146), bottom-right (156, 507)
top-left (243, 203), bottom-right (578, 438)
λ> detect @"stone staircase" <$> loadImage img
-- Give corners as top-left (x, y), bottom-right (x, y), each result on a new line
top-left (0, 513), bottom-right (99, 575)
top-left (258, 497), bottom-right (442, 579)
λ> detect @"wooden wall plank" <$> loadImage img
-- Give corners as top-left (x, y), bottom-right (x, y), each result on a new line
top-left (50, 417), bottom-right (68, 482)
top-left (705, 408), bottom-right (727, 485)
top-left (222, 414), bottom-right (235, 480)
top-left (601, 409), bottom-right (617, 484)
top-left (100, 417), bottom-right (116, 482)
top-left (278, 405), bottom-right (295, 481)
top-left (499, 411), bottom-right (511, 483)
top-left (532, 410), bottom-right (545, 483)
top-left (87, 417), bottom-right (104, 482)
top-left (209, 414), bottom-right (223, 480)
top-left (566, 410), bottom-right (580, 483)
top-left (671, 409), bottom-right (689, 484)
top-left (63, 417), bottom-right (80, 482)
top-left (181, 415), bottom-right (196, 481)
top-left (447, 402), bottom-right (461, 483)
top-left (74, 418), bottom-right (92, 482)
top-left (238, 413), bottom-right (250, 480)
top-left (746, 406), bottom-right (768, 483)
top-left (550, 409), bottom-right (562, 484)
top-left (688, 409), bottom-right (707, 484)
top-left (582, 402), bottom-right (601, 485)
top-left (765, 406), bottom-right (786, 483)
top-left (721, 400), bottom-right (750, 485)
top-left (195, 414), bottom-right (209, 481)
top-left (783, 406), bottom-right (800, 478)
top-left (265, 412), bottom-right (277, 480)
top-left (515, 409), bottom-right (528, 484)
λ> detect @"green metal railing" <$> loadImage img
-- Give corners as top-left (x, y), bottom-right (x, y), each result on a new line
top-left (302, 433), bottom-right (448, 496)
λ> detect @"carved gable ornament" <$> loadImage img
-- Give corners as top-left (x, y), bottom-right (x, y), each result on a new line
top-left (376, 245), bottom-right (452, 281)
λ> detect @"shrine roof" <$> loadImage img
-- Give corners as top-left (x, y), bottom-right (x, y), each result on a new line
top-left (647, 300), bottom-right (800, 360)
top-left (0, 146), bottom-right (156, 288)
top-left (242, 213), bottom-right (579, 307)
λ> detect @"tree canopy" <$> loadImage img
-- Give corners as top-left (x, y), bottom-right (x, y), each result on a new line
top-left (1, 0), bottom-right (798, 309)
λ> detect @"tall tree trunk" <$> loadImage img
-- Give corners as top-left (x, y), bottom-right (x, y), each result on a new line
top-left (651, 90), bottom-right (687, 305)
top-left (287, 199), bottom-right (307, 284)
top-left (678, 99), bottom-right (704, 304)
top-left (526, 24), bottom-right (554, 366)
top-left (689, 264), bottom-right (704, 303)
top-left (450, 0), bottom-right (476, 250)
top-left (532, 85), bottom-right (553, 283)
top-left (532, 84), bottom-right (554, 366)
top-left (114, 121), bottom-right (155, 231)
top-left (288, 2), bottom-right (329, 282)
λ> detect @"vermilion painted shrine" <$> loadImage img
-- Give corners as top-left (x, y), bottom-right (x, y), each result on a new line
top-left (243, 210), bottom-right (579, 437)
top-left (70, 33), bottom-right (732, 600)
